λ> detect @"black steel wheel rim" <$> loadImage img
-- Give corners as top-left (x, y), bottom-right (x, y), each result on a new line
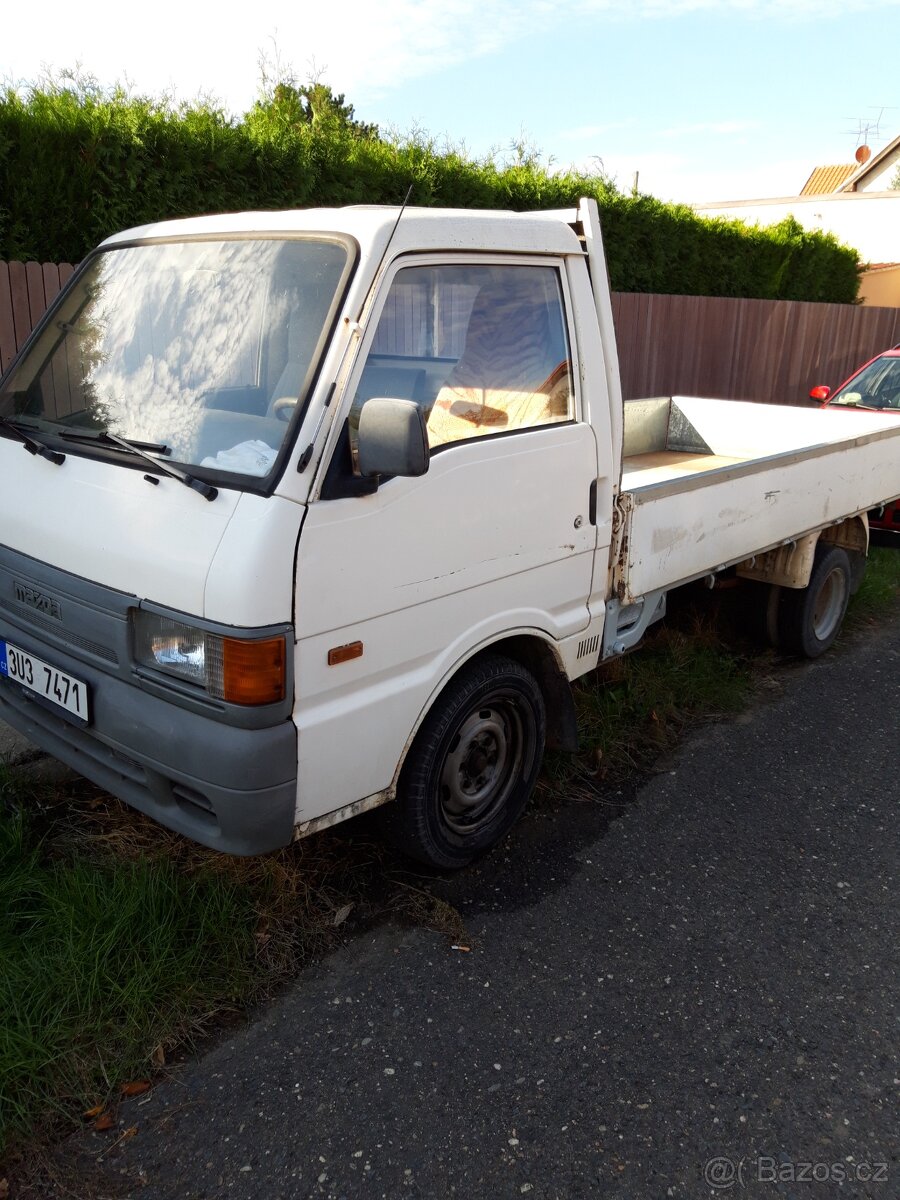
top-left (437, 690), bottom-right (528, 836)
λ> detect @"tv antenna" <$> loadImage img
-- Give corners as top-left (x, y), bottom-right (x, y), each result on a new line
top-left (842, 108), bottom-right (891, 153)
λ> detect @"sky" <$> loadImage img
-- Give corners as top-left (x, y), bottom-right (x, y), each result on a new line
top-left (4, 0), bottom-right (900, 205)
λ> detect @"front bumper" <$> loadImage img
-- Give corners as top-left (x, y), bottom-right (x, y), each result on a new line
top-left (0, 656), bottom-right (297, 854)
top-left (0, 543), bottom-right (297, 855)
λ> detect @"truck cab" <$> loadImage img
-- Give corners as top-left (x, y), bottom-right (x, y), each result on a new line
top-left (0, 205), bottom-right (613, 866)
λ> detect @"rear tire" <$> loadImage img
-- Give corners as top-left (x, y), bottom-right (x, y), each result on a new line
top-left (777, 544), bottom-right (851, 659)
top-left (387, 654), bottom-right (546, 869)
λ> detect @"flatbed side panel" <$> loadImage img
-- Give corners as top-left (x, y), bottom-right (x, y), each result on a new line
top-left (622, 425), bottom-right (900, 599)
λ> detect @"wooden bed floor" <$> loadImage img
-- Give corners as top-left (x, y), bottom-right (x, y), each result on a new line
top-left (622, 450), bottom-right (746, 488)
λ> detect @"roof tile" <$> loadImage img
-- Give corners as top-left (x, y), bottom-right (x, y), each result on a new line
top-left (799, 164), bottom-right (856, 195)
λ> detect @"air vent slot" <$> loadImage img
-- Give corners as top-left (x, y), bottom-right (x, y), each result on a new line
top-left (172, 784), bottom-right (218, 825)
top-left (577, 634), bottom-right (600, 659)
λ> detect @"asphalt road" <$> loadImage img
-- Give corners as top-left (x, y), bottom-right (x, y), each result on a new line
top-left (60, 619), bottom-right (898, 1200)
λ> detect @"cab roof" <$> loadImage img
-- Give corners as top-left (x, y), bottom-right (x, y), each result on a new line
top-left (100, 204), bottom-right (584, 259)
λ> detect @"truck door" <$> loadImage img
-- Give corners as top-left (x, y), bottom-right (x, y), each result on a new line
top-left (291, 256), bottom-right (599, 819)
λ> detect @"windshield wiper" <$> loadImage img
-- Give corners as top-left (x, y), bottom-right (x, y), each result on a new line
top-left (0, 417), bottom-right (66, 465)
top-left (59, 429), bottom-right (218, 501)
top-left (56, 427), bottom-right (172, 454)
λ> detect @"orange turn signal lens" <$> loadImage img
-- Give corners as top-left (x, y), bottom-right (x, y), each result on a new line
top-left (220, 636), bottom-right (286, 706)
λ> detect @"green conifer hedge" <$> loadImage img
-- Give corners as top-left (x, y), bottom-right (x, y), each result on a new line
top-left (0, 80), bottom-right (860, 303)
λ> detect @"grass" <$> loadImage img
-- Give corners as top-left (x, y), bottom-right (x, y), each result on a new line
top-left (543, 547), bottom-right (900, 797)
top-left (1, 549), bottom-right (898, 1170)
top-left (846, 541), bottom-right (900, 626)
top-left (541, 591), bottom-right (755, 799)
top-left (0, 772), bottom-right (465, 1168)
top-left (578, 620), bottom-right (751, 777)
top-left (0, 789), bottom-right (259, 1151)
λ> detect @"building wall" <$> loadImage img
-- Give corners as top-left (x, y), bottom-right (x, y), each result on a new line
top-left (855, 148), bottom-right (900, 192)
top-left (858, 265), bottom-right (900, 308)
top-left (694, 191), bottom-right (900, 264)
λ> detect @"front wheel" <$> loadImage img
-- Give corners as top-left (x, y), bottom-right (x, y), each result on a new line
top-left (388, 654), bottom-right (546, 869)
top-left (777, 544), bottom-right (852, 659)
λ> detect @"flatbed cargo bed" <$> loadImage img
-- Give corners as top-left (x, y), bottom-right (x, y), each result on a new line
top-left (622, 450), bottom-right (745, 487)
top-left (618, 396), bottom-right (900, 600)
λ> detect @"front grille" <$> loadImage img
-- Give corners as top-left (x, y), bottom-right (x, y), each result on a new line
top-left (0, 597), bottom-right (119, 663)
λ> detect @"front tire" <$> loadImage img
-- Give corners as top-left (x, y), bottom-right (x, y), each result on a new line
top-left (777, 544), bottom-right (852, 659)
top-left (389, 654), bottom-right (546, 869)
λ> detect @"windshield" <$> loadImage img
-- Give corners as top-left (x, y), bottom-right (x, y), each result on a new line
top-left (0, 237), bottom-right (352, 481)
top-left (830, 355), bottom-right (900, 411)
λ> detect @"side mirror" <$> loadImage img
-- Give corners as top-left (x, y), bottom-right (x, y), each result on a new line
top-left (357, 397), bottom-right (430, 479)
top-left (809, 385), bottom-right (831, 402)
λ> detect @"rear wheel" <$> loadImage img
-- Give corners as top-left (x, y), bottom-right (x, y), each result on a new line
top-left (777, 544), bottom-right (851, 659)
top-left (388, 654), bottom-right (546, 869)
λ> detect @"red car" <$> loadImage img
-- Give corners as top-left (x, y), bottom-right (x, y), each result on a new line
top-left (810, 346), bottom-right (900, 533)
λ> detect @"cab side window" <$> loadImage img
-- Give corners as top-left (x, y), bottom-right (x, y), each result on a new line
top-left (352, 263), bottom-right (574, 453)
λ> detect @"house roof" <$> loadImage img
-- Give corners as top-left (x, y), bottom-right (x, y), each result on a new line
top-left (799, 164), bottom-right (855, 194)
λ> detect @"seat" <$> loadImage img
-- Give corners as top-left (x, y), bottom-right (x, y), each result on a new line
top-left (355, 365), bottom-right (427, 408)
top-left (426, 279), bottom-right (571, 450)
top-left (266, 299), bottom-right (323, 421)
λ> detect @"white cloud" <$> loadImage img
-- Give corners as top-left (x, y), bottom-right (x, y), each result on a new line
top-left (298, 0), bottom-right (529, 98)
top-left (2, 0), bottom-right (535, 111)
top-left (4, 0), bottom-right (897, 114)
top-left (256, 0), bottom-right (900, 101)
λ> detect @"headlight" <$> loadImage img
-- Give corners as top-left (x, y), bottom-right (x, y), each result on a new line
top-left (134, 613), bottom-right (210, 686)
top-left (132, 611), bottom-right (285, 706)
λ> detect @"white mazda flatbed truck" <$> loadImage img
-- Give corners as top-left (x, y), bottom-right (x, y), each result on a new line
top-left (1, 199), bottom-right (898, 867)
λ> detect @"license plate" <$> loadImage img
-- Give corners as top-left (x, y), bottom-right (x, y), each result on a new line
top-left (0, 640), bottom-right (90, 722)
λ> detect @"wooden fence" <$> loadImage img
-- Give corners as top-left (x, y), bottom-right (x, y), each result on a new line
top-left (611, 292), bottom-right (900, 406)
top-left (3, 260), bottom-right (900, 404)
top-left (0, 261), bottom-right (76, 375)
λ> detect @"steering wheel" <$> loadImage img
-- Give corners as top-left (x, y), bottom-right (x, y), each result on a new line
top-left (272, 397), bottom-right (297, 422)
